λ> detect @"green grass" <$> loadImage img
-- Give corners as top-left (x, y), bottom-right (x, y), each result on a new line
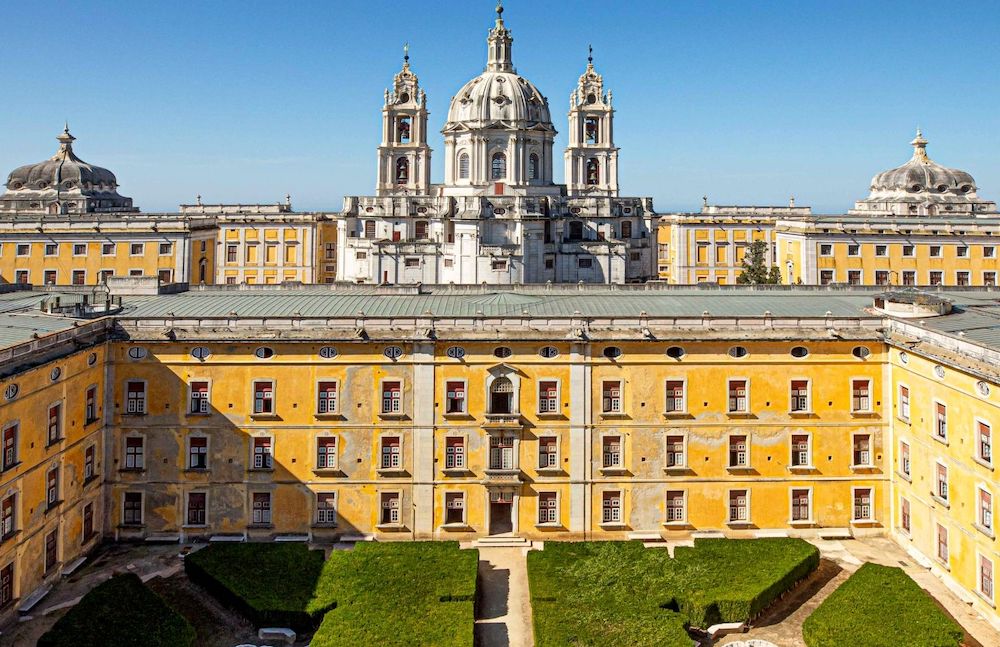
top-left (184, 542), bottom-right (330, 631)
top-left (38, 573), bottom-right (195, 647)
top-left (802, 563), bottom-right (964, 647)
top-left (308, 542), bottom-right (478, 647)
top-left (527, 538), bottom-right (819, 647)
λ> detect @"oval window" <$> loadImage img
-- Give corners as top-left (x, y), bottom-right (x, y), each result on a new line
top-left (87, 352), bottom-right (98, 366)
top-left (50, 367), bottom-right (62, 381)
top-left (666, 346), bottom-right (685, 360)
top-left (728, 346), bottom-right (748, 359)
top-left (493, 347), bottom-right (513, 359)
top-left (318, 346), bottom-right (338, 359)
top-left (976, 381), bottom-right (991, 397)
top-left (603, 346), bottom-right (622, 360)
top-left (128, 347), bottom-right (147, 360)
top-left (852, 346), bottom-right (871, 360)
top-left (254, 347), bottom-right (275, 360)
top-left (191, 346), bottom-right (211, 361)
top-left (539, 346), bottom-right (559, 359)
top-left (446, 346), bottom-right (466, 360)
top-left (899, 351), bottom-right (909, 364)
top-left (384, 345), bottom-right (404, 360)
top-left (934, 365), bottom-right (946, 379)
top-left (790, 346), bottom-right (809, 359)
top-left (3, 384), bottom-right (18, 401)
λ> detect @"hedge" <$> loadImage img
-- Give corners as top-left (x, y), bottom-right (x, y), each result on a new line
top-left (527, 538), bottom-right (819, 647)
top-left (308, 542), bottom-right (478, 647)
top-left (802, 563), bottom-right (964, 647)
top-left (38, 573), bottom-right (195, 647)
top-left (184, 542), bottom-right (331, 632)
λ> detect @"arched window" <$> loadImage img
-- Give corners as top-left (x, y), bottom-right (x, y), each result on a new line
top-left (491, 152), bottom-right (507, 180)
top-left (458, 153), bottom-right (470, 179)
top-left (198, 259), bottom-right (207, 283)
top-left (395, 157), bottom-right (409, 184)
top-left (490, 377), bottom-right (514, 414)
top-left (586, 158), bottom-right (600, 185)
top-left (397, 116), bottom-right (411, 144)
top-left (568, 221), bottom-right (584, 241)
top-left (529, 153), bottom-right (539, 180)
top-left (585, 118), bottom-right (599, 144)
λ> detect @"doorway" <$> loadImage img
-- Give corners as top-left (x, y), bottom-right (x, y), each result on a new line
top-left (489, 490), bottom-right (514, 535)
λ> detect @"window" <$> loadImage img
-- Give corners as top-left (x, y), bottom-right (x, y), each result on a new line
top-left (189, 437), bottom-right (208, 469)
top-left (538, 436), bottom-right (557, 468)
top-left (979, 489), bottom-right (993, 532)
top-left (252, 381), bottom-right (274, 415)
top-left (601, 491), bottom-right (622, 524)
top-left (977, 421), bottom-right (992, 465)
top-left (586, 158), bottom-right (600, 185)
top-left (665, 435), bottom-right (685, 468)
top-left (847, 244), bottom-right (860, 256)
top-left (16, 244), bottom-right (29, 256)
top-left (445, 381), bottom-right (466, 414)
top-left (538, 381), bottom-right (559, 413)
top-left (364, 220), bottom-right (376, 238)
top-left (130, 243), bottom-right (144, 256)
top-left (85, 385), bottom-right (98, 423)
top-left (381, 381), bottom-right (402, 414)
top-left (14, 270), bottom-right (28, 284)
top-left (898, 385), bottom-right (910, 421)
top-left (902, 244), bottom-right (915, 257)
top-left (187, 492), bottom-right (206, 526)
top-left (853, 434), bottom-right (871, 467)
top-left (381, 436), bottom-right (401, 469)
top-left (901, 497), bottom-right (911, 533)
top-left (934, 402), bottom-right (947, 440)
top-left (621, 221), bottom-right (633, 239)
top-left (1, 494), bottom-right (14, 540)
top-left (602, 381), bottom-right (622, 414)
top-left (491, 152), bottom-right (507, 180)
top-left (790, 380), bottom-right (809, 412)
top-left (445, 437), bottom-right (465, 469)
top-left (729, 490), bottom-right (749, 522)
top-left (47, 403), bottom-right (62, 444)
top-left (2, 424), bottom-right (16, 471)
top-left (489, 377), bottom-right (514, 415)
top-left (728, 379), bottom-right (748, 413)
top-left (159, 242), bottom-right (173, 255)
top-left (45, 243), bottom-right (58, 256)
top-left (875, 244), bottom-right (887, 257)
top-left (728, 345), bottom-right (749, 358)
top-left (226, 245), bottom-right (238, 262)
top-left (578, 258), bottom-right (593, 269)
top-left (875, 270), bottom-right (889, 285)
top-left (929, 245), bottom-right (942, 257)
top-left (82, 502), bottom-right (94, 541)
top-left (405, 257), bottom-right (420, 268)
top-left (902, 270), bottom-right (916, 285)
top-left (123, 492), bottom-right (142, 525)
top-left (126, 381), bottom-right (146, 414)
top-left (124, 437), bottom-right (144, 470)
top-left (43, 269), bottom-right (56, 285)
top-left (0, 563), bottom-right (12, 609)
top-left (819, 270), bottom-right (834, 285)
top-left (847, 270), bottom-right (862, 285)
top-left (72, 270), bottom-right (86, 285)
top-left (44, 530), bottom-right (57, 573)
top-left (791, 489), bottom-right (811, 522)
top-left (397, 116), bottom-right (411, 143)
top-left (665, 381), bottom-right (685, 413)
top-left (445, 492), bottom-right (465, 525)
top-left (316, 492), bottom-right (337, 525)
top-left (489, 435), bottom-right (515, 470)
top-left (986, 271), bottom-right (997, 287)
top-left (602, 436), bottom-right (622, 469)
top-left (956, 245), bottom-right (969, 258)
top-left (189, 381), bottom-right (209, 414)
top-left (819, 244), bottom-right (833, 256)
top-left (790, 434), bottom-right (811, 467)
top-left (414, 221), bottom-right (428, 239)
top-left (981, 556), bottom-right (994, 602)
top-left (316, 437), bottom-right (337, 470)
top-left (252, 492), bottom-right (272, 525)
top-left (664, 490), bottom-right (685, 522)
top-left (937, 523), bottom-right (949, 563)
top-left (957, 271), bottom-right (970, 286)
top-left (380, 492), bottom-right (400, 525)
top-left (853, 488), bottom-right (873, 521)
top-left (985, 245), bottom-right (997, 259)
top-left (899, 440), bottom-right (910, 478)
top-left (84, 444), bottom-right (95, 480)
top-left (529, 153), bottom-right (539, 180)
top-left (317, 381), bottom-right (338, 414)
top-left (99, 269), bottom-right (114, 283)
top-left (585, 117), bottom-right (599, 143)
top-left (729, 435), bottom-right (748, 468)
top-left (458, 153), bottom-right (470, 179)
top-left (252, 437), bottom-right (273, 470)
top-left (929, 270), bottom-right (943, 286)
top-left (567, 221), bottom-right (584, 240)
top-left (538, 492), bottom-right (558, 524)
top-left (936, 463), bottom-right (949, 501)
top-left (851, 379), bottom-right (871, 412)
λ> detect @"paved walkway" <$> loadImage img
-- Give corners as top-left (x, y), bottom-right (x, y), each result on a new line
top-left (474, 547), bottom-right (534, 647)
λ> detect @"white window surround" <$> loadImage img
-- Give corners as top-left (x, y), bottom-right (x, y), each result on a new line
top-left (788, 486), bottom-right (814, 525)
top-left (377, 489), bottom-right (405, 529)
top-left (378, 378), bottom-right (406, 418)
top-left (726, 488), bottom-right (751, 525)
top-left (788, 378), bottom-right (812, 414)
top-left (726, 432), bottom-right (751, 470)
top-left (377, 433), bottom-right (406, 474)
top-left (662, 489), bottom-right (688, 526)
top-left (183, 490), bottom-right (209, 527)
top-left (536, 378), bottom-right (562, 416)
top-left (536, 434), bottom-right (562, 473)
top-left (663, 377), bottom-right (687, 415)
top-left (249, 378), bottom-right (277, 418)
top-left (315, 378), bottom-right (341, 416)
top-left (442, 379), bottom-right (469, 417)
top-left (663, 432), bottom-right (689, 472)
top-left (187, 379), bottom-right (212, 416)
top-left (850, 432), bottom-right (875, 469)
top-left (124, 379), bottom-right (148, 415)
top-left (314, 491), bottom-right (338, 527)
top-left (442, 433), bottom-right (470, 473)
top-left (599, 489), bottom-right (625, 527)
top-left (536, 490), bottom-right (562, 527)
top-left (600, 379), bottom-right (626, 417)
top-left (599, 433), bottom-right (626, 474)
top-left (249, 433), bottom-right (274, 471)
top-left (788, 432), bottom-right (813, 471)
top-left (727, 377), bottom-right (751, 415)
top-left (975, 484), bottom-right (995, 539)
top-left (440, 491), bottom-right (468, 528)
top-left (850, 377), bottom-right (874, 414)
top-left (898, 383), bottom-right (911, 422)
top-left (485, 370), bottom-right (521, 416)
top-left (851, 486), bottom-right (875, 523)
top-left (314, 433), bottom-right (339, 472)
top-left (122, 433), bottom-right (145, 470)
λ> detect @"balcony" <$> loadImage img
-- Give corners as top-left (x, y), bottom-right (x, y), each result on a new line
top-left (482, 413), bottom-right (523, 431)
top-left (483, 468), bottom-right (522, 484)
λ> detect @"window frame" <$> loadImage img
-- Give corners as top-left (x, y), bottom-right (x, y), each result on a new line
top-left (315, 434), bottom-right (339, 471)
top-left (788, 378), bottom-right (811, 414)
top-left (664, 433), bottom-right (688, 471)
top-left (932, 400), bottom-right (948, 444)
top-left (443, 434), bottom-right (467, 472)
top-left (976, 485), bottom-right (994, 537)
top-left (851, 432), bottom-right (873, 469)
top-left (123, 435), bottom-right (145, 471)
top-left (184, 491), bottom-right (208, 527)
top-left (975, 418), bottom-right (992, 468)
top-left (315, 379), bottom-right (340, 416)
top-left (1, 422), bottom-right (18, 472)
top-left (379, 379), bottom-right (404, 417)
top-left (789, 487), bottom-right (814, 524)
top-left (850, 377), bottom-right (873, 413)
top-left (537, 490), bottom-right (560, 526)
top-left (978, 552), bottom-right (995, 604)
top-left (536, 379), bottom-right (561, 415)
top-left (85, 384), bottom-right (99, 424)
top-left (124, 379), bottom-right (147, 415)
top-left (934, 460), bottom-right (950, 505)
top-left (897, 383), bottom-right (910, 422)
top-left (851, 486), bottom-right (875, 523)
top-left (600, 489), bottom-right (624, 526)
top-left (727, 378), bottom-right (750, 414)
top-left (122, 491), bottom-right (143, 526)
top-left (250, 491), bottom-right (272, 527)
top-left (789, 433), bottom-right (813, 470)
top-left (46, 400), bottom-right (63, 446)
top-left (898, 438), bottom-right (911, 481)
top-left (444, 379), bottom-right (468, 416)
top-left (727, 433), bottom-right (750, 469)
top-left (664, 489), bottom-right (687, 525)
top-left (727, 488), bottom-right (751, 525)
top-left (250, 434), bottom-right (274, 471)
top-left (664, 378), bottom-right (687, 415)
top-left (600, 379), bottom-right (624, 415)
top-left (315, 491), bottom-right (338, 526)
top-left (537, 434), bottom-right (560, 471)
top-left (378, 434), bottom-right (404, 472)
top-left (187, 379), bottom-right (211, 416)
top-left (442, 491), bottom-right (467, 527)
top-left (187, 435), bottom-right (209, 470)
top-left (250, 379), bottom-right (276, 416)
top-left (378, 490), bottom-right (403, 527)
top-left (600, 433), bottom-right (625, 472)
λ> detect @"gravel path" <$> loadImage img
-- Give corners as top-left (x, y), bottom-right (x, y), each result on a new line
top-left (475, 547), bottom-right (534, 647)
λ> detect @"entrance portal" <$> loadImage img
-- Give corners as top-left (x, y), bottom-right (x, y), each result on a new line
top-left (488, 490), bottom-right (514, 535)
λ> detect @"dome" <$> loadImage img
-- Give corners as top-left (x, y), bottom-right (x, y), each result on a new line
top-left (5, 126), bottom-right (119, 193)
top-left (869, 131), bottom-right (977, 196)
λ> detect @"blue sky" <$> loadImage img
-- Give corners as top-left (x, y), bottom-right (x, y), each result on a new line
top-left (1, 0), bottom-right (997, 213)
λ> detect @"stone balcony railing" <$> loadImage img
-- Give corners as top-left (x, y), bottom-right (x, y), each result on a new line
top-left (483, 468), bottom-right (523, 484)
top-left (482, 413), bottom-right (523, 431)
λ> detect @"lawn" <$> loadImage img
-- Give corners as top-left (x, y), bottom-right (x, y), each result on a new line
top-left (38, 573), bottom-right (196, 647)
top-left (527, 538), bottom-right (819, 647)
top-left (802, 563), bottom-right (964, 647)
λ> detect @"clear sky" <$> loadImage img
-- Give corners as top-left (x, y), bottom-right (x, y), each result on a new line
top-left (1, 0), bottom-right (997, 214)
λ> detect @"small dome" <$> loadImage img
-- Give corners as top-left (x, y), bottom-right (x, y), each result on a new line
top-left (869, 130), bottom-right (977, 196)
top-left (446, 71), bottom-right (551, 127)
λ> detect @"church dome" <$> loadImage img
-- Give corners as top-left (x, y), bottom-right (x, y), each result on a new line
top-left (5, 126), bottom-right (119, 193)
top-left (869, 130), bottom-right (977, 196)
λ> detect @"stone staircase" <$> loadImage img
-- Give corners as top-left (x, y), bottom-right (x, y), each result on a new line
top-left (472, 534), bottom-right (534, 549)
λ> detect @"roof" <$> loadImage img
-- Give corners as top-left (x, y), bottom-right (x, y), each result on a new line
top-left (0, 312), bottom-right (90, 349)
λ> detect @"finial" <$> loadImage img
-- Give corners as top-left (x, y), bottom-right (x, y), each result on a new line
top-left (403, 42), bottom-right (409, 63)
top-left (285, 193), bottom-right (291, 207)
top-left (588, 44), bottom-right (593, 65)
top-left (496, 0), bottom-right (503, 19)
top-left (196, 194), bottom-right (202, 206)
top-left (702, 195), bottom-right (709, 207)
top-left (64, 120), bottom-right (70, 134)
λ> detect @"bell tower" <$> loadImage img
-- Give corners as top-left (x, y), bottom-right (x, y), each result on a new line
top-left (564, 46), bottom-right (619, 197)
top-left (376, 45), bottom-right (432, 196)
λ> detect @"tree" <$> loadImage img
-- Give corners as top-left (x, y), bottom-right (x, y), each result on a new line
top-left (736, 240), bottom-right (782, 285)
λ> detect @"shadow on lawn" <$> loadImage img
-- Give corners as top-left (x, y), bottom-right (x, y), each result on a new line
top-left (753, 558), bottom-right (843, 629)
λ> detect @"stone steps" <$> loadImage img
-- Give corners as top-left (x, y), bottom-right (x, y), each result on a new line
top-left (473, 535), bottom-right (533, 549)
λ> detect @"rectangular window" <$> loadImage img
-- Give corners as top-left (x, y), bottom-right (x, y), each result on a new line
top-left (0, 563), bottom-right (12, 609)
top-left (84, 444), bottom-right (95, 480)
top-left (101, 243), bottom-right (116, 255)
top-left (445, 381), bottom-right (466, 414)
top-left (602, 491), bottom-right (622, 524)
top-left (790, 380), bottom-right (809, 412)
top-left (875, 245), bottom-right (887, 257)
top-left (538, 436), bottom-right (557, 468)
top-left (902, 244), bottom-right (915, 257)
top-left (130, 243), bottom-right (144, 256)
top-left (980, 556), bottom-right (994, 601)
top-left (85, 385), bottom-right (98, 423)
top-left (847, 244), bottom-right (860, 256)
top-left (126, 381), bottom-right (146, 414)
top-left (899, 440), bottom-right (910, 477)
top-left (159, 242), bottom-right (173, 255)
top-left (935, 402), bottom-right (947, 440)
top-left (602, 381), bottom-right (622, 414)
top-left (957, 245), bottom-right (969, 257)
top-left (489, 435), bottom-right (515, 470)
top-left (47, 403), bottom-right (62, 444)
top-left (16, 244), bottom-right (29, 256)
top-left (71, 270), bottom-right (86, 285)
top-left (381, 436), bottom-right (401, 469)
top-left (852, 379), bottom-right (871, 413)
top-left (82, 502), bottom-right (94, 541)
top-left (899, 385), bottom-right (910, 421)
top-left (380, 492), bottom-right (400, 525)
top-left (819, 269), bottom-right (834, 285)
top-left (819, 244), bottom-right (833, 256)
top-left (317, 381), bottom-right (338, 414)
top-left (665, 380), bottom-right (685, 413)
top-left (252, 492), bottom-right (272, 525)
top-left (853, 434), bottom-right (871, 467)
top-left (406, 257), bottom-right (421, 268)
top-left (445, 492), bottom-right (465, 525)
top-left (937, 523), bottom-right (949, 563)
top-left (14, 270), bottom-right (28, 284)
top-left (578, 258), bottom-right (593, 269)
top-left (538, 381), bottom-right (558, 413)
top-left (189, 381), bottom-right (209, 414)
top-left (791, 434), bottom-right (811, 467)
top-left (665, 435), bottom-right (685, 468)
top-left (791, 488), bottom-right (811, 522)
top-left (729, 490), bottom-right (749, 522)
top-left (729, 435), bottom-right (748, 468)
top-left (316, 492), bottom-right (337, 525)
top-left (44, 243), bottom-right (58, 256)
top-left (986, 271), bottom-right (997, 287)
top-left (381, 381), bottom-right (401, 414)
top-left (875, 270), bottom-right (889, 285)
top-left (602, 436), bottom-right (622, 469)
top-left (978, 421), bottom-right (992, 465)
top-left (728, 379), bottom-right (748, 413)
top-left (44, 530), bottom-right (57, 573)
top-left (46, 466), bottom-right (59, 507)
top-left (252, 437), bottom-right (273, 470)
top-left (936, 463), bottom-right (949, 501)
top-left (316, 437), bottom-right (337, 470)
top-left (957, 271), bottom-right (971, 286)
top-left (99, 269), bottom-right (114, 283)
top-left (187, 492), bottom-right (206, 526)
top-left (325, 243), bottom-right (336, 260)
top-left (226, 245), bottom-right (238, 262)
top-left (124, 437), bottom-right (144, 470)
top-left (252, 381), bottom-right (274, 414)
top-left (2, 424), bottom-right (17, 471)
top-left (930, 245), bottom-right (942, 257)
top-left (445, 437), bottom-right (465, 469)
top-left (902, 270), bottom-right (916, 286)
top-left (189, 437), bottom-right (208, 469)
top-left (979, 489), bottom-right (993, 532)
top-left (985, 246), bottom-right (997, 259)
top-left (847, 270), bottom-right (862, 285)
top-left (1, 495), bottom-right (14, 540)
top-left (123, 492), bottom-right (142, 525)
top-left (930, 270), bottom-right (943, 286)
top-left (901, 497), bottom-right (911, 533)
top-left (665, 490), bottom-right (685, 522)
top-left (538, 492), bottom-right (558, 524)
top-left (853, 488), bottom-right (873, 521)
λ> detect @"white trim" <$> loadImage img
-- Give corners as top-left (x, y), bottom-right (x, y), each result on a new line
top-left (315, 377), bottom-right (341, 416)
top-left (788, 377), bottom-right (812, 414)
top-left (850, 432), bottom-right (874, 469)
top-left (788, 486), bottom-right (814, 524)
top-left (727, 376), bottom-right (750, 414)
top-left (536, 377), bottom-right (562, 416)
top-left (599, 432), bottom-right (625, 472)
top-left (183, 489), bottom-right (209, 527)
top-left (897, 382), bottom-right (911, 422)
top-left (377, 432), bottom-right (405, 473)
top-left (442, 378), bottom-right (468, 416)
top-left (663, 488), bottom-right (687, 525)
top-left (726, 487), bottom-right (751, 525)
top-left (379, 377), bottom-right (406, 417)
top-left (850, 485), bottom-right (875, 522)
top-left (249, 377), bottom-right (276, 417)
top-left (849, 376), bottom-right (874, 413)
top-left (663, 431), bottom-right (689, 471)
top-left (536, 433), bottom-right (561, 472)
top-left (535, 489), bottom-right (561, 527)
top-left (249, 432), bottom-right (275, 471)
top-left (186, 378), bottom-right (212, 416)
top-left (788, 431), bottom-right (813, 470)
top-left (314, 432), bottom-right (339, 471)
top-left (663, 377), bottom-right (687, 414)
top-left (726, 431), bottom-right (751, 469)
